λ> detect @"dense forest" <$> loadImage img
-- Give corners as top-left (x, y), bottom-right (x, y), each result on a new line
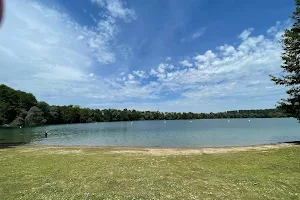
top-left (0, 84), bottom-right (294, 126)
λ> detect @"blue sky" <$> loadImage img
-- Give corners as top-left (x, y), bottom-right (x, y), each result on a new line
top-left (0, 0), bottom-right (295, 112)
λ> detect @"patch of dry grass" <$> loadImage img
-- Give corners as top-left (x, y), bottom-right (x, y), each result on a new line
top-left (107, 143), bottom-right (294, 156)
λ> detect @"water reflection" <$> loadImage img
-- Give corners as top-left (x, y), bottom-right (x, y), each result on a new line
top-left (0, 127), bottom-right (39, 148)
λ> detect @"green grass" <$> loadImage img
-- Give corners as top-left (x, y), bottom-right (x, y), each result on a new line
top-left (0, 145), bottom-right (300, 200)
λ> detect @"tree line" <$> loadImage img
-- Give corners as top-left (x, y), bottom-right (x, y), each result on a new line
top-left (0, 84), bottom-right (294, 127)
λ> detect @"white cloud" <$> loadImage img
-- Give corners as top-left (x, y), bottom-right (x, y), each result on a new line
top-left (267, 21), bottom-right (281, 35)
top-left (150, 63), bottom-right (176, 83)
top-left (267, 20), bottom-right (292, 40)
top-left (191, 28), bottom-right (206, 40)
top-left (88, 77), bottom-right (159, 100)
top-left (150, 69), bottom-right (158, 76)
top-left (89, 73), bottom-right (95, 77)
top-left (168, 64), bottom-right (174, 70)
top-left (238, 28), bottom-right (254, 40)
top-left (179, 60), bottom-right (193, 67)
top-left (89, 13), bottom-right (97, 22)
top-left (107, 0), bottom-right (136, 21)
top-left (91, 0), bottom-right (107, 7)
top-left (91, 0), bottom-right (136, 22)
top-left (117, 44), bottom-right (133, 59)
top-left (26, 1), bottom-right (122, 65)
top-left (101, 21), bottom-right (287, 112)
top-left (194, 50), bottom-right (217, 66)
top-left (133, 70), bottom-right (147, 78)
top-left (77, 35), bottom-right (85, 40)
top-left (0, 0), bottom-right (143, 104)
top-left (181, 27), bottom-right (206, 42)
top-left (83, 0), bottom-right (137, 64)
top-left (128, 74), bottom-right (134, 80)
top-left (83, 16), bottom-right (117, 64)
top-left (157, 63), bottom-right (166, 74)
top-left (218, 45), bottom-right (236, 56)
top-left (166, 57), bottom-right (171, 61)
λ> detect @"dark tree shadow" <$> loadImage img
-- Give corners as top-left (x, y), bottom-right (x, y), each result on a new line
top-left (284, 141), bottom-right (300, 145)
top-left (0, 142), bottom-right (26, 149)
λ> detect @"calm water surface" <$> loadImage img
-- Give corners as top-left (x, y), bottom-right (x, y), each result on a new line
top-left (1, 118), bottom-right (300, 148)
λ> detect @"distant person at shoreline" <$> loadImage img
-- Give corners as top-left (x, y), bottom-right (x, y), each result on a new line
top-left (45, 131), bottom-right (48, 138)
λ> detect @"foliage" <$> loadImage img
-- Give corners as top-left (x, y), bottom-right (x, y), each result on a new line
top-left (10, 116), bottom-right (24, 126)
top-left (0, 101), bottom-right (9, 125)
top-left (49, 106), bottom-right (60, 124)
top-left (25, 106), bottom-right (46, 126)
top-left (0, 84), bottom-right (295, 126)
top-left (37, 101), bottom-right (50, 120)
top-left (0, 84), bottom-right (37, 125)
top-left (270, 0), bottom-right (300, 120)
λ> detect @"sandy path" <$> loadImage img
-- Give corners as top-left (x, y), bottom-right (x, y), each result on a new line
top-left (106, 143), bottom-right (296, 156)
top-left (17, 142), bottom-right (298, 156)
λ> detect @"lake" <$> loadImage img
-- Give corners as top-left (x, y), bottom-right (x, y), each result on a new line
top-left (1, 118), bottom-right (300, 148)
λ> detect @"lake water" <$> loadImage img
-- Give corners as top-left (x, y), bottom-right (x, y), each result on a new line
top-left (1, 118), bottom-right (300, 148)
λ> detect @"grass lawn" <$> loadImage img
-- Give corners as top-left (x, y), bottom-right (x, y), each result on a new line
top-left (0, 145), bottom-right (300, 200)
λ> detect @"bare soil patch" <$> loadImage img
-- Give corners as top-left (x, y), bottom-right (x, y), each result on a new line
top-left (107, 143), bottom-right (295, 156)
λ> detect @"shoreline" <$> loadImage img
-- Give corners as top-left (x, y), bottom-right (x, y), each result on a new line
top-left (11, 141), bottom-right (299, 156)
top-left (3, 140), bottom-right (300, 149)
top-left (27, 140), bottom-right (300, 149)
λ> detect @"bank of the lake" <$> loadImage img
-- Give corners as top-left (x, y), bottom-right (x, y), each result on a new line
top-left (1, 144), bottom-right (300, 199)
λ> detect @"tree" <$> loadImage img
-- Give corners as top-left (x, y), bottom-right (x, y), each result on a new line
top-left (112, 109), bottom-right (122, 121)
top-left (10, 109), bottom-right (28, 126)
top-left (37, 101), bottom-right (50, 121)
top-left (79, 108), bottom-right (90, 123)
top-left (93, 109), bottom-right (104, 122)
top-left (49, 106), bottom-right (60, 124)
top-left (11, 116), bottom-right (25, 126)
top-left (270, 0), bottom-right (300, 121)
top-left (60, 105), bottom-right (80, 123)
top-left (0, 84), bottom-right (37, 124)
top-left (25, 106), bottom-right (46, 125)
top-left (121, 109), bottom-right (129, 121)
top-left (0, 101), bottom-right (9, 125)
top-left (17, 91), bottom-right (37, 111)
top-left (17, 109), bottom-right (28, 119)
